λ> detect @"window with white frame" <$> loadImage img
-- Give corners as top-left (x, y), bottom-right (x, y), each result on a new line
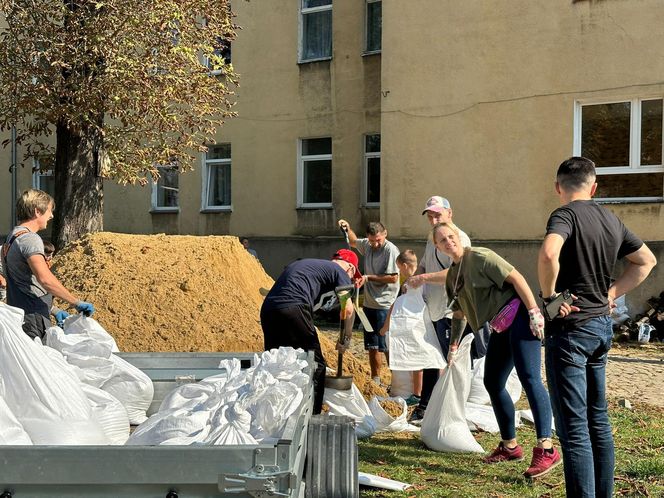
top-left (365, 0), bottom-right (381, 53)
top-left (203, 144), bottom-right (232, 209)
top-left (151, 163), bottom-right (179, 211)
top-left (300, 0), bottom-right (332, 62)
top-left (364, 134), bottom-right (380, 205)
top-left (298, 137), bottom-right (332, 207)
top-left (575, 98), bottom-right (663, 200)
top-left (32, 157), bottom-right (55, 198)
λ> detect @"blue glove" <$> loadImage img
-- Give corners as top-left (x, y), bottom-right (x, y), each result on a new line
top-left (75, 301), bottom-right (95, 317)
top-left (54, 310), bottom-right (70, 328)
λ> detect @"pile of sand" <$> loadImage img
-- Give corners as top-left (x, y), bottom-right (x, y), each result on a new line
top-left (53, 232), bottom-right (385, 397)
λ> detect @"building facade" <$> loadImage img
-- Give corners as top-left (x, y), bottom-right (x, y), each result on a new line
top-left (1, 0), bottom-right (663, 307)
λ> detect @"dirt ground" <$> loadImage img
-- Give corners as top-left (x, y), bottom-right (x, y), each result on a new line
top-left (52, 232), bottom-right (661, 406)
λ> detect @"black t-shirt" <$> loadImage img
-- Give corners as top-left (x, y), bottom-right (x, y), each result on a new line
top-left (546, 200), bottom-right (643, 324)
top-left (261, 259), bottom-right (352, 312)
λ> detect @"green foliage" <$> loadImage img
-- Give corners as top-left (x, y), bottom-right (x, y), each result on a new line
top-left (0, 0), bottom-right (238, 184)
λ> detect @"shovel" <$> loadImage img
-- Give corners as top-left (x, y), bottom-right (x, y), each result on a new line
top-left (339, 225), bottom-right (373, 332)
top-left (325, 284), bottom-right (355, 391)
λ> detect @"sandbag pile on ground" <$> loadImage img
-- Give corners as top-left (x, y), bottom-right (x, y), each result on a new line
top-left (0, 304), bottom-right (109, 445)
top-left (46, 315), bottom-right (154, 424)
top-left (126, 347), bottom-right (308, 446)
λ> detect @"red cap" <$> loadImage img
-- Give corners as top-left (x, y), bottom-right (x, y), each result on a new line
top-left (332, 249), bottom-right (362, 279)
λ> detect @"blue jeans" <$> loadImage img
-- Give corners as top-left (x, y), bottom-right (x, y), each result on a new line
top-left (545, 316), bottom-right (614, 498)
top-left (363, 307), bottom-right (389, 352)
top-left (484, 304), bottom-right (553, 441)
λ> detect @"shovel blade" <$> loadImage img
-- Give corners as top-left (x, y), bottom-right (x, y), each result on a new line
top-left (325, 375), bottom-right (353, 391)
top-left (356, 307), bottom-right (374, 332)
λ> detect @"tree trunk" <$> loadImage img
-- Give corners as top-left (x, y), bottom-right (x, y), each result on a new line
top-left (51, 119), bottom-right (104, 250)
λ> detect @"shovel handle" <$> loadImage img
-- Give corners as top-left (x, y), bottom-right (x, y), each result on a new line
top-left (340, 225), bottom-right (351, 248)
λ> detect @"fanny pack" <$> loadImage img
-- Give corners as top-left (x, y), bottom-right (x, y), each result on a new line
top-left (489, 297), bottom-right (521, 333)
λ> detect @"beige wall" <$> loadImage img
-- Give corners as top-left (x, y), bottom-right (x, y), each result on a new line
top-left (381, 0), bottom-right (664, 240)
top-left (2, 0), bottom-right (663, 246)
top-left (1, 1), bottom-right (382, 238)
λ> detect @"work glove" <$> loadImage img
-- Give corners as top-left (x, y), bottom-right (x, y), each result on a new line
top-left (447, 345), bottom-right (458, 368)
top-left (75, 301), bottom-right (95, 317)
top-left (528, 307), bottom-right (545, 340)
top-left (54, 310), bottom-right (70, 328)
top-left (335, 340), bottom-right (349, 353)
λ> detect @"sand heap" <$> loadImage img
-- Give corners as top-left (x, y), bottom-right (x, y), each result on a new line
top-left (53, 232), bottom-right (386, 397)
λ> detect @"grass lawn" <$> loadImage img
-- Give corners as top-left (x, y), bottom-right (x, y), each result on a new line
top-left (358, 401), bottom-right (664, 497)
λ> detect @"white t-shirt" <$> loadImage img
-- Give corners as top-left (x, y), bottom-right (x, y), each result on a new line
top-left (420, 227), bottom-right (471, 321)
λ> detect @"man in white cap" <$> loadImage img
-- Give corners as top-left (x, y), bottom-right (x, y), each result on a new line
top-left (406, 196), bottom-right (471, 423)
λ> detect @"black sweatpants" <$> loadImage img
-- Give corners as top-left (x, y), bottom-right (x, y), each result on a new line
top-left (261, 304), bottom-right (326, 415)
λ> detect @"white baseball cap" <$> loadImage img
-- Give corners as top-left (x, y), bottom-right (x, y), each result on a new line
top-left (422, 196), bottom-right (451, 215)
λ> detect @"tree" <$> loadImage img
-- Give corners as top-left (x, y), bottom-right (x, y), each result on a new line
top-left (0, 0), bottom-right (238, 248)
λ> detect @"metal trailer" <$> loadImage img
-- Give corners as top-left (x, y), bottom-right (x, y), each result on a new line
top-left (0, 352), bottom-right (359, 498)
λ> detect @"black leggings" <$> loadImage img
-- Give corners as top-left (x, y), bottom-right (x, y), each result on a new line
top-left (261, 304), bottom-right (326, 414)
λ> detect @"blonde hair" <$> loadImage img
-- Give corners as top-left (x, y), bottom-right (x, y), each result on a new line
top-left (396, 249), bottom-right (417, 265)
top-left (16, 189), bottom-right (54, 222)
top-left (431, 221), bottom-right (460, 244)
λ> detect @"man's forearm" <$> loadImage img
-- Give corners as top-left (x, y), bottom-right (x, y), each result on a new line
top-left (39, 275), bottom-right (79, 306)
top-left (609, 262), bottom-right (655, 299)
top-left (366, 274), bottom-right (399, 285)
top-left (538, 254), bottom-right (560, 297)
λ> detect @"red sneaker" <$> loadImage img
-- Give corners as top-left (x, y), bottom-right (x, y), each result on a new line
top-left (524, 446), bottom-right (562, 478)
top-left (484, 442), bottom-right (524, 463)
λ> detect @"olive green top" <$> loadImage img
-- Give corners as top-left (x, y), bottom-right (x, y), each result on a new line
top-left (445, 247), bottom-right (516, 332)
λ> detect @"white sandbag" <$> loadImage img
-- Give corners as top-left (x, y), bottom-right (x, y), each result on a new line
top-left (103, 354), bottom-right (154, 425)
top-left (323, 382), bottom-right (376, 439)
top-left (467, 356), bottom-right (522, 406)
top-left (45, 326), bottom-right (115, 388)
top-left (420, 334), bottom-right (484, 453)
top-left (80, 384), bottom-right (130, 445)
top-left (368, 396), bottom-right (418, 433)
top-left (159, 381), bottom-right (217, 413)
top-left (63, 314), bottom-right (120, 352)
top-left (0, 304), bottom-right (109, 445)
top-left (388, 287), bottom-right (446, 370)
top-left (126, 407), bottom-right (212, 445)
top-left (243, 373), bottom-right (303, 440)
top-left (46, 319), bottom-right (153, 424)
top-left (465, 402), bottom-right (522, 433)
top-left (0, 376), bottom-right (32, 445)
top-left (258, 347), bottom-right (310, 388)
top-left (389, 370), bottom-right (414, 398)
top-left (208, 405), bottom-right (257, 445)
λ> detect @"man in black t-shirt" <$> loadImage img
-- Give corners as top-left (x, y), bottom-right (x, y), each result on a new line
top-left (538, 157), bottom-right (656, 497)
top-left (261, 250), bottom-right (361, 414)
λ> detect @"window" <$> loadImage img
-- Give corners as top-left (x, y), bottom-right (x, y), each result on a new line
top-left (203, 144), bottom-right (232, 210)
top-left (300, 0), bottom-right (332, 62)
top-left (207, 38), bottom-right (232, 75)
top-left (365, 0), bottom-right (381, 53)
top-left (151, 164), bottom-right (179, 211)
top-left (32, 157), bottom-right (55, 198)
top-left (574, 98), bottom-right (663, 201)
top-left (298, 137), bottom-right (332, 207)
top-left (364, 134), bottom-right (380, 206)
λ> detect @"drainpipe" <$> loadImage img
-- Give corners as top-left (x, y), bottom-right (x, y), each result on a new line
top-left (10, 125), bottom-right (17, 227)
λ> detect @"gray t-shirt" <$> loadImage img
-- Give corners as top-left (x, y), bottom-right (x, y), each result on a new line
top-left (3, 227), bottom-right (48, 299)
top-left (356, 238), bottom-right (400, 309)
top-left (420, 227), bottom-right (471, 321)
